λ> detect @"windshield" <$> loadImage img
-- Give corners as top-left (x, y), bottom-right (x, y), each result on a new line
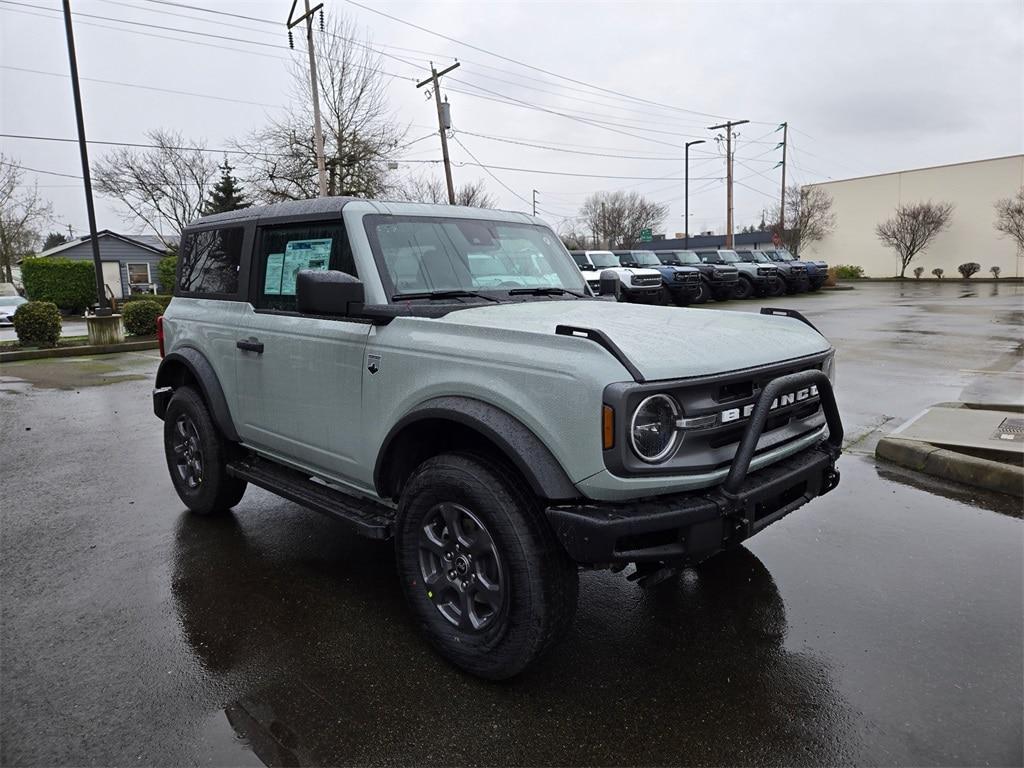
top-left (664, 250), bottom-right (700, 265)
top-left (749, 252), bottom-right (772, 263)
top-left (717, 250), bottom-right (741, 263)
top-left (629, 251), bottom-right (661, 266)
top-left (775, 249), bottom-right (796, 261)
top-left (0, 295), bottom-right (25, 306)
top-left (588, 252), bottom-right (620, 268)
top-left (365, 216), bottom-right (587, 299)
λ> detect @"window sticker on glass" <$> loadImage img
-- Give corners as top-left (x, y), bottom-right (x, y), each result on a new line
top-left (264, 253), bottom-right (284, 294)
top-left (279, 238), bottom-right (332, 294)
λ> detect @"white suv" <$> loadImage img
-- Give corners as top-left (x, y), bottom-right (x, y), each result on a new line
top-left (569, 250), bottom-right (663, 303)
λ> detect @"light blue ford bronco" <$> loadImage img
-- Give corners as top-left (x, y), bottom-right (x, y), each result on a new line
top-left (153, 199), bottom-right (843, 679)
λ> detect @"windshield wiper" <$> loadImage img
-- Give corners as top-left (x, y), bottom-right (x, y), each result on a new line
top-left (391, 289), bottom-right (501, 303)
top-left (507, 287), bottom-right (587, 298)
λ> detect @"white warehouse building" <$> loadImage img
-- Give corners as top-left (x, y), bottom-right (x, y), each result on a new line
top-left (803, 154), bottom-right (1023, 278)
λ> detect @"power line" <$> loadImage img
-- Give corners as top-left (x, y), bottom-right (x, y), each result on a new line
top-left (0, 65), bottom-right (282, 108)
top-left (343, 0), bottom-right (735, 122)
top-left (450, 135), bottom-right (533, 210)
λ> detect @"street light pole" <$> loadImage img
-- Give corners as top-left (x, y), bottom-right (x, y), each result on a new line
top-left (61, 0), bottom-right (108, 315)
top-left (684, 139), bottom-right (705, 250)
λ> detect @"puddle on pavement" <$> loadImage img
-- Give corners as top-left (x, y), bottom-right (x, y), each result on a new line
top-left (875, 459), bottom-right (1022, 518)
top-left (198, 709), bottom-right (266, 768)
top-left (0, 352), bottom-right (158, 390)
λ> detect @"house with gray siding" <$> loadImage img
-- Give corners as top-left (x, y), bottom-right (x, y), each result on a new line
top-left (33, 230), bottom-right (173, 299)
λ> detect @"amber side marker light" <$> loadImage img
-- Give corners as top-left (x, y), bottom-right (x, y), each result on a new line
top-left (602, 405), bottom-right (615, 450)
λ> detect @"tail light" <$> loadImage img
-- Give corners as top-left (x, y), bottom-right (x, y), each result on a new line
top-left (156, 315), bottom-right (165, 358)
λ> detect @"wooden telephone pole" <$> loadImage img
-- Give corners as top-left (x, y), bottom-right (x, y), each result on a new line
top-left (708, 119), bottom-right (748, 248)
top-left (416, 62), bottom-right (460, 204)
top-left (778, 121), bottom-right (788, 232)
top-left (287, 0), bottom-right (327, 197)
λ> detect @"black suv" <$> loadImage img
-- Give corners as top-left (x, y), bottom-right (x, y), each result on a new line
top-left (656, 250), bottom-right (743, 303)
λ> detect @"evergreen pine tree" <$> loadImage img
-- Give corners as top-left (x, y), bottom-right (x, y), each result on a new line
top-left (204, 160), bottom-right (250, 214)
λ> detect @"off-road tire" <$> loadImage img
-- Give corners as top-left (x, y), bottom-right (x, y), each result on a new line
top-left (658, 287), bottom-right (673, 306)
top-left (396, 452), bottom-right (579, 680)
top-left (693, 279), bottom-right (710, 304)
top-left (768, 277), bottom-right (786, 297)
top-left (163, 386), bottom-right (247, 515)
top-left (733, 275), bottom-right (754, 300)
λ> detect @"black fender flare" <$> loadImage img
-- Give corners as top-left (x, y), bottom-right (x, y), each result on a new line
top-left (374, 396), bottom-right (579, 502)
top-left (154, 347), bottom-right (240, 442)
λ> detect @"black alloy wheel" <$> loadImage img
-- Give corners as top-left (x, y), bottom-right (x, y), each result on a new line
top-left (693, 280), bottom-right (710, 304)
top-left (769, 276), bottom-right (786, 297)
top-left (172, 414), bottom-right (204, 489)
top-left (418, 502), bottom-right (504, 632)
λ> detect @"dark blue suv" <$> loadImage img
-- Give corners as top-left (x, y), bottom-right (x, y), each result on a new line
top-left (613, 250), bottom-right (701, 306)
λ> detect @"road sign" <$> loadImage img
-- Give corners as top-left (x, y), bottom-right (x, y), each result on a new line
top-left (640, 228), bottom-right (652, 242)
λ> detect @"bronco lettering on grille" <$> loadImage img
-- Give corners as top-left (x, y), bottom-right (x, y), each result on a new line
top-left (719, 384), bottom-right (819, 424)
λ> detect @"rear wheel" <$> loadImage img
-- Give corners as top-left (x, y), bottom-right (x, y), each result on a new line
top-left (733, 275), bottom-right (754, 300)
top-left (396, 453), bottom-right (578, 679)
top-left (163, 386), bottom-right (247, 515)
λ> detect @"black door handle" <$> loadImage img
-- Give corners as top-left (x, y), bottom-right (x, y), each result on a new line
top-left (236, 338), bottom-right (264, 354)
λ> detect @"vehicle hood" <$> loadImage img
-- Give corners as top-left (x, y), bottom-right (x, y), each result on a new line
top-left (583, 266), bottom-right (661, 277)
top-left (429, 301), bottom-right (831, 381)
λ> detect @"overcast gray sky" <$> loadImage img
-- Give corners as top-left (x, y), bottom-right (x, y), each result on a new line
top-left (2, 0), bottom-right (1021, 240)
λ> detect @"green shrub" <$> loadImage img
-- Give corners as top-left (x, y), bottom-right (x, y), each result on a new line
top-left (122, 293), bottom-right (172, 311)
top-left (21, 257), bottom-right (97, 313)
top-left (122, 299), bottom-right (163, 336)
top-left (12, 301), bottom-right (61, 347)
top-left (157, 254), bottom-right (177, 292)
top-left (833, 264), bottom-right (865, 279)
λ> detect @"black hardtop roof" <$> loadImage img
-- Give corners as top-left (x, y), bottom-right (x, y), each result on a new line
top-left (186, 197), bottom-right (357, 228)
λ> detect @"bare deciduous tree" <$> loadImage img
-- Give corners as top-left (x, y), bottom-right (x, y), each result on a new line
top-left (875, 201), bottom-right (954, 278)
top-left (579, 191), bottom-right (668, 249)
top-left (236, 14), bottom-right (406, 201)
top-left (0, 155), bottom-right (53, 282)
top-left (93, 129), bottom-right (217, 246)
top-left (994, 186), bottom-right (1024, 255)
top-left (769, 184), bottom-right (835, 257)
top-left (396, 172), bottom-right (495, 208)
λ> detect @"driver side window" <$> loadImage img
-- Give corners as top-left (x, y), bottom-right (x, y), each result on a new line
top-left (254, 221), bottom-right (355, 311)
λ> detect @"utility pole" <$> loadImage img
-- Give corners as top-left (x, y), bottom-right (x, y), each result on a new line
top-left (61, 0), bottom-right (108, 315)
top-left (708, 119), bottom-right (748, 248)
top-left (532, 189), bottom-right (538, 216)
top-left (778, 121), bottom-right (788, 233)
top-left (684, 139), bottom-right (705, 249)
top-left (287, 0), bottom-right (327, 197)
top-left (66, 223), bottom-right (75, 239)
top-left (416, 61), bottom-right (460, 204)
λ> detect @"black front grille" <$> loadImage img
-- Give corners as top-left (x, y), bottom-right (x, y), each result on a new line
top-left (631, 274), bottom-right (661, 287)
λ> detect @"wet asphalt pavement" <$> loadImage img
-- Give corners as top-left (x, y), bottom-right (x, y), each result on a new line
top-left (1, 282), bottom-right (1021, 766)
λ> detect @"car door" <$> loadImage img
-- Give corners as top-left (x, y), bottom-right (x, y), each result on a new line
top-left (234, 217), bottom-right (372, 482)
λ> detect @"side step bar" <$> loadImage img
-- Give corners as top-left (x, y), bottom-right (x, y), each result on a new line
top-left (227, 457), bottom-right (393, 540)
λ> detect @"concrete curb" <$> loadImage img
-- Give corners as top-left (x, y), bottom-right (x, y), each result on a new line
top-left (0, 339), bottom-right (158, 363)
top-left (876, 436), bottom-right (1023, 497)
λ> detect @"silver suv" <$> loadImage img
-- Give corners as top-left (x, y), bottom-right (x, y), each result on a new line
top-left (153, 199), bottom-right (843, 679)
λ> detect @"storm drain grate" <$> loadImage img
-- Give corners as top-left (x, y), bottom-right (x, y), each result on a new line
top-left (991, 417), bottom-right (1024, 442)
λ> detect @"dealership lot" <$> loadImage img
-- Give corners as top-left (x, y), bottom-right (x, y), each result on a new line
top-left (1, 282), bottom-right (1021, 766)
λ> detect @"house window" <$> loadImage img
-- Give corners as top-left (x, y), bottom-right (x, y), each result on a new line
top-left (126, 263), bottom-right (151, 285)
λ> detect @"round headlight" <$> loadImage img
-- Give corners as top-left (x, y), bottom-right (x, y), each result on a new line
top-left (630, 394), bottom-right (681, 463)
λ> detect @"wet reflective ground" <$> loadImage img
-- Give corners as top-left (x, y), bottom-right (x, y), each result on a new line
top-left (1, 283), bottom-right (1021, 766)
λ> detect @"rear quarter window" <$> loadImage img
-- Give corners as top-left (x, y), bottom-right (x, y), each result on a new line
top-left (178, 227), bottom-right (245, 296)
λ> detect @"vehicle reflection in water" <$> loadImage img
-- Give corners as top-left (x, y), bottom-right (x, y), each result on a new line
top-left (172, 503), bottom-right (857, 766)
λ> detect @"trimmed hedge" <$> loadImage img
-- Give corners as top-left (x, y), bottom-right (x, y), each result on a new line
top-left (21, 257), bottom-right (97, 313)
top-left (833, 264), bottom-right (865, 279)
top-left (12, 301), bottom-right (62, 347)
top-left (123, 299), bottom-right (163, 336)
top-left (122, 293), bottom-right (172, 311)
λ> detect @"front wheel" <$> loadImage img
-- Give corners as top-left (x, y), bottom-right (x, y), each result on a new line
top-left (733, 275), bottom-right (754, 300)
top-left (768, 277), bottom-right (786, 297)
top-left (163, 386), bottom-right (247, 515)
top-left (693, 280), bottom-right (710, 304)
top-left (396, 453), bottom-right (579, 680)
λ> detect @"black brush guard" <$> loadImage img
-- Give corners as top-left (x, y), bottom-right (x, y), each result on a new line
top-left (546, 370), bottom-right (842, 566)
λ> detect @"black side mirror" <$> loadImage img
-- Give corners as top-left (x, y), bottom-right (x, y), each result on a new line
top-left (599, 270), bottom-right (620, 298)
top-left (296, 269), bottom-right (365, 316)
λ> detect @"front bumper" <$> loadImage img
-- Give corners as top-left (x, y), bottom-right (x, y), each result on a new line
top-left (547, 369), bottom-right (842, 566)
